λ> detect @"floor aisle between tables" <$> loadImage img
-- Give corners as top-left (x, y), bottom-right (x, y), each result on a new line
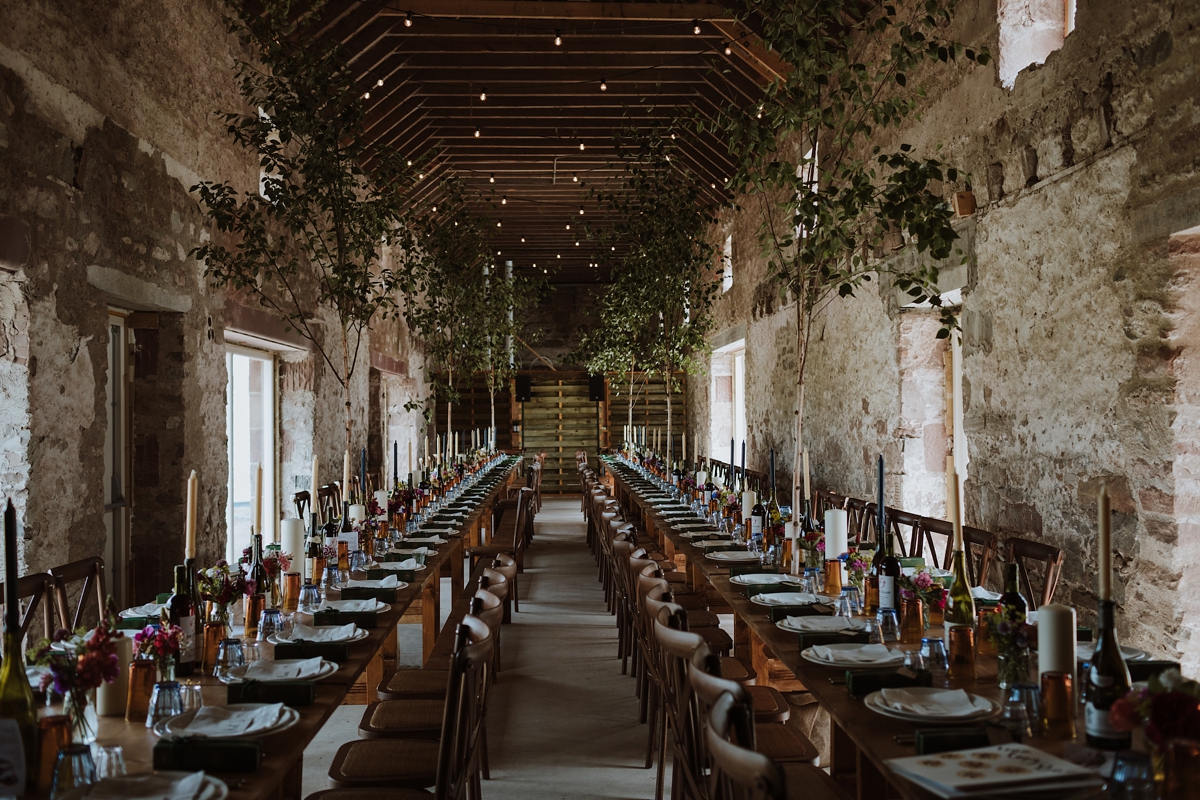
top-left (301, 497), bottom-right (661, 799)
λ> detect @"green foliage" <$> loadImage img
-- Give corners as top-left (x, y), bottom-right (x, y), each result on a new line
top-left (191, 0), bottom-right (436, 448)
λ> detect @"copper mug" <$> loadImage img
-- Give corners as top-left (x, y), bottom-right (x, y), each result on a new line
top-left (244, 593), bottom-right (266, 639)
top-left (36, 715), bottom-right (71, 793)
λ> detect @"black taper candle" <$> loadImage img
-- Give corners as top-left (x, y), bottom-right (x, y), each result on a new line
top-left (876, 455), bottom-right (886, 536)
top-left (730, 438), bottom-right (735, 483)
top-left (740, 440), bottom-right (746, 490)
top-left (4, 500), bottom-right (18, 634)
top-left (769, 449), bottom-right (776, 498)
top-left (393, 441), bottom-right (398, 487)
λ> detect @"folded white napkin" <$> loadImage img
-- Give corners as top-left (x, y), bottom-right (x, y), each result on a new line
top-left (406, 537), bottom-right (446, 545)
top-left (182, 703), bottom-right (285, 737)
top-left (810, 644), bottom-right (897, 663)
top-left (880, 688), bottom-right (980, 716)
top-left (971, 586), bottom-right (1002, 601)
top-left (319, 598), bottom-right (382, 612)
top-left (286, 623), bottom-right (358, 643)
top-left (377, 559), bottom-right (420, 571)
top-left (392, 547), bottom-right (432, 555)
top-left (347, 574), bottom-right (399, 589)
top-left (784, 616), bottom-right (863, 633)
top-left (757, 592), bottom-right (820, 606)
top-left (121, 602), bottom-right (165, 618)
top-left (87, 771), bottom-right (206, 800)
top-left (242, 657), bottom-right (325, 681)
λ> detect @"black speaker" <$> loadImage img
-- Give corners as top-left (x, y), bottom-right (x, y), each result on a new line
top-left (588, 374), bottom-right (606, 402)
top-left (515, 375), bottom-right (532, 402)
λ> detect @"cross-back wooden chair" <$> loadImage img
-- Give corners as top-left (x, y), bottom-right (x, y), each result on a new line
top-left (317, 483), bottom-right (341, 523)
top-left (293, 490), bottom-right (311, 521)
top-left (49, 557), bottom-right (107, 632)
top-left (844, 498), bottom-right (873, 545)
top-left (885, 509), bottom-right (923, 559)
top-left (929, 519), bottom-right (998, 586)
top-left (0, 572), bottom-right (55, 646)
top-left (1006, 537), bottom-right (1064, 609)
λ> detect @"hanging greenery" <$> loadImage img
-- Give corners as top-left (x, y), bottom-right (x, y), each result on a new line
top-left (711, 0), bottom-right (990, 503)
top-left (580, 128), bottom-right (721, 457)
top-left (191, 0), bottom-right (435, 455)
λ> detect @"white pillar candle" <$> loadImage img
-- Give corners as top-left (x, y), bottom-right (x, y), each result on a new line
top-left (374, 490), bottom-right (390, 519)
top-left (1037, 603), bottom-right (1078, 687)
top-left (96, 634), bottom-right (132, 716)
top-left (280, 518), bottom-right (305, 564)
top-left (824, 509), bottom-right (848, 558)
top-left (348, 504), bottom-right (367, 524)
top-left (741, 490), bottom-right (756, 517)
top-left (185, 470), bottom-right (198, 560)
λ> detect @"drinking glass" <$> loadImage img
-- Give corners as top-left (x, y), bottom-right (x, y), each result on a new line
top-left (145, 681), bottom-right (183, 728)
top-left (833, 594), bottom-right (853, 618)
top-left (324, 564), bottom-right (342, 593)
top-left (1110, 751), bottom-right (1156, 800)
top-left (1038, 671), bottom-right (1076, 739)
top-left (93, 745), bottom-right (126, 780)
top-left (298, 581), bottom-right (322, 614)
top-left (1165, 739), bottom-right (1200, 800)
top-left (863, 618), bottom-right (882, 645)
top-left (875, 608), bottom-right (900, 643)
top-left (842, 586), bottom-right (863, 615)
top-left (350, 550), bottom-right (369, 573)
top-left (244, 641), bottom-right (262, 664)
top-left (50, 744), bottom-right (95, 798)
top-left (1009, 682), bottom-right (1041, 730)
top-left (803, 569), bottom-right (821, 595)
top-left (214, 638), bottom-right (245, 678)
top-left (258, 608), bottom-right (283, 642)
top-left (920, 638), bottom-right (949, 687)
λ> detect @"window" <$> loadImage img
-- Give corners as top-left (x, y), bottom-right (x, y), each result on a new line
top-left (104, 312), bottom-right (131, 607)
top-left (998, 0), bottom-right (1073, 88)
top-left (709, 339), bottom-right (747, 468)
top-left (225, 346), bottom-right (277, 562)
top-left (722, 235), bottom-right (734, 292)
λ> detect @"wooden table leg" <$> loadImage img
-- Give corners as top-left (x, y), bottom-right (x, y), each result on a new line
top-left (856, 748), bottom-right (893, 800)
top-left (733, 614), bottom-right (751, 662)
top-left (282, 754), bottom-right (303, 799)
top-left (830, 719), bottom-right (857, 794)
top-left (451, 548), bottom-right (464, 600)
top-left (422, 581), bottom-right (440, 663)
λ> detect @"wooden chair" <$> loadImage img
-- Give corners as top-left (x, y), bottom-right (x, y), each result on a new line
top-left (930, 520), bottom-right (998, 587)
top-left (0, 572), bottom-right (55, 645)
top-left (844, 497), bottom-right (873, 545)
top-left (317, 484), bottom-right (341, 523)
top-left (1006, 537), bottom-right (1064, 609)
top-left (326, 614), bottom-right (494, 797)
top-left (705, 692), bottom-right (851, 800)
top-left (293, 490), bottom-right (312, 521)
top-left (885, 509), bottom-right (923, 559)
top-left (49, 557), bottom-right (106, 632)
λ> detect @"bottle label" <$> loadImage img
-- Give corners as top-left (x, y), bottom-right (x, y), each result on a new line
top-left (1089, 665), bottom-right (1115, 688)
top-left (1085, 703), bottom-right (1126, 740)
top-left (878, 576), bottom-right (897, 610)
top-left (178, 614), bottom-right (196, 663)
top-left (751, 517), bottom-right (763, 536)
top-left (305, 557), bottom-right (316, 582)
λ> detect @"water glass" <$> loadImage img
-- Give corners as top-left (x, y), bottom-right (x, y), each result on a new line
top-left (833, 593), bottom-right (853, 618)
top-left (180, 683), bottom-right (204, 713)
top-left (50, 744), bottom-right (95, 798)
top-left (324, 564), bottom-right (342, 593)
top-left (244, 641), bottom-right (262, 664)
top-left (258, 608), bottom-right (284, 642)
top-left (350, 550), bottom-right (369, 573)
top-left (298, 581), bottom-right (322, 614)
top-left (863, 618), bottom-right (882, 645)
top-left (214, 637), bottom-right (245, 678)
top-left (93, 745), bottom-right (126, 780)
top-left (145, 681), bottom-right (183, 728)
top-left (876, 608), bottom-right (900, 643)
top-left (920, 638), bottom-right (949, 687)
top-left (842, 586), bottom-right (863, 615)
top-left (1110, 751), bottom-right (1156, 800)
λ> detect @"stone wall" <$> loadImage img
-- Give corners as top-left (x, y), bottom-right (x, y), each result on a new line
top-left (689, 0), bottom-right (1200, 665)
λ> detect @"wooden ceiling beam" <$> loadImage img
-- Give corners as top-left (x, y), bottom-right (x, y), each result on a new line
top-left (393, 2), bottom-right (734, 22)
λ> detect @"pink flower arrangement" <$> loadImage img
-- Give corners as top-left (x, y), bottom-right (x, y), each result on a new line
top-left (899, 569), bottom-right (947, 610)
top-left (133, 624), bottom-right (182, 676)
top-left (29, 617), bottom-right (122, 698)
top-left (1109, 669), bottom-right (1200, 746)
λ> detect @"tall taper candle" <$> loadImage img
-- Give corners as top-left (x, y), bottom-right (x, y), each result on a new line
top-left (311, 455), bottom-right (319, 498)
top-left (946, 454), bottom-right (963, 549)
top-left (360, 447), bottom-right (367, 501)
top-left (1099, 484), bottom-right (1112, 600)
top-left (876, 455), bottom-right (885, 538)
top-left (343, 450), bottom-right (351, 503)
top-left (730, 438), bottom-right (735, 480)
top-left (740, 440), bottom-right (746, 490)
top-left (6, 499), bottom-right (19, 633)
top-left (185, 470), bottom-right (198, 559)
top-left (253, 462), bottom-right (264, 539)
top-left (803, 449), bottom-right (811, 501)
top-left (408, 441), bottom-right (413, 478)
top-left (393, 441), bottom-right (399, 486)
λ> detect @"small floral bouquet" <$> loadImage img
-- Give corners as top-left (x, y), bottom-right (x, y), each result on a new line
top-left (839, 551), bottom-right (871, 590)
top-left (29, 601), bottom-right (123, 740)
top-left (680, 474), bottom-right (697, 493)
top-left (197, 560), bottom-right (246, 624)
top-left (899, 569), bottom-right (947, 611)
top-left (390, 487), bottom-right (417, 516)
top-left (133, 624), bottom-right (181, 680)
top-left (367, 497), bottom-right (384, 518)
top-left (239, 545), bottom-right (292, 588)
top-left (1110, 669), bottom-right (1200, 746)
top-left (721, 490), bottom-right (740, 517)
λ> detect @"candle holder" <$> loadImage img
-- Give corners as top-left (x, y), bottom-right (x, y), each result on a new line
top-left (822, 560), bottom-right (843, 596)
top-left (947, 625), bottom-right (976, 683)
top-left (282, 572), bottom-right (301, 612)
top-left (1039, 671), bottom-right (1076, 739)
top-left (201, 621), bottom-right (228, 673)
top-left (125, 660), bottom-right (156, 723)
top-left (243, 593), bottom-right (266, 639)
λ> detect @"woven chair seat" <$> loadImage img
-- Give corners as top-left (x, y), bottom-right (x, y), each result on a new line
top-left (746, 685), bottom-right (790, 723)
top-left (716, 656), bottom-right (756, 684)
top-left (378, 669), bottom-right (448, 700)
top-left (359, 699), bottom-right (445, 738)
top-left (328, 739), bottom-right (440, 788)
top-left (694, 625), bottom-right (733, 655)
top-left (754, 723), bottom-right (820, 765)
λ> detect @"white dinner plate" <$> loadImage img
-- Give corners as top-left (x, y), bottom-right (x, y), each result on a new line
top-left (864, 689), bottom-right (1001, 724)
top-left (800, 643), bottom-right (906, 668)
top-left (749, 592), bottom-right (829, 607)
top-left (154, 703), bottom-right (301, 739)
top-left (775, 617), bottom-right (866, 634)
top-left (218, 658), bottom-right (339, 684)
top-left (679, 530), bottom-right (722, 539)
top-left (1075, 643), bottom-right (1149, 662)
top-left (56, 772), bottom-right (229, 800)
top-left (316, 600), bottom-right (393, 613)
top-left (267, 626), bottom-right (369, 645)
top-left (705, 551), bottom-right (762, 563)
top-left (729, 573), bottom-right (804, 586)
top-left (694, 539), bottom-right (738, 549)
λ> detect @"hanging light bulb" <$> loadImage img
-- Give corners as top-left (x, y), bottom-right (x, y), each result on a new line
top-left (405, 11), bottom-right (413, 27)
top-left (376, 78), bottom-right (385, 88)
top-left (475, 126), bottom-right (481, 138)
top-left (579, 142), bottom-right (585, 151)
top-left (521, 237), bottom-right (525, 242)
top-left (565, 223), bottom-right (571, 230)
top-left (407, 159), bottom-right (412, 166)
top-left (611, 246), bottom-right (616, 251)
top-left (671, 132), bottom-right (676, 140)
top-left (432, 205), bottom-right (437, 212)
top-left (579, 208), bottom-right (584, 215)
top-left (497, 250), bottom-right (502, 255)
top-left (600, 78), bottom-right (607, 91)
top-left (419, 173), bottom-right (425, 179)
top-left (501, 196), bottom-right (507, 204)
top-left (480, 88), bottom-right (487, 101)
top-left (756, 106), bottom-right (763, 119)
top-left (497, 221), bottom-right (502, 227)
top-left (575, 240), bottom-right (580, 246)
top-left (362, 91), bottom-right (370, 99)
top-left (557, 254), bottom-right (561, 259)
top-left (693, 20), bottom-right (701, 34)
top-left (554, 30), bottom-right (562, 46)
top-left (723, 41), bottom-right (732, 56)
top-left (489, 173), bottom-right (495, 183)
top-left (572, 174), bottom-right (578, 182)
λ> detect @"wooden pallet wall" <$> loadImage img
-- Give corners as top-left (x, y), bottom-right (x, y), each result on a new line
top-left (522, 376), bottom-right (599, 494)
top-left (605, 372), bottom-right (688, 457)
top-left (431, 377), bottom-right (514, 451)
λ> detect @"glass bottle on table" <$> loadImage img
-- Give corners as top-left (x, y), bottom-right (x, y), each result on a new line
top-left (943, 536), bottom-right (976, 641)
top-left (0, 585), bottom-right (36, 792)
top-left (1085, 598), bottom-right (1132, 750)
top-left (750, 483), bottom-right (766, 548)
top-left (166, 564), bottom-right (197, 677)
top-left (876, 516), bottom-right (902, 616)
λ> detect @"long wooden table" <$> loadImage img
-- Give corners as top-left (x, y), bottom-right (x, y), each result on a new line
top-left (87, 459), bottom-right (519, 800)
top-left (605, 460), bottom-right (1092, 800)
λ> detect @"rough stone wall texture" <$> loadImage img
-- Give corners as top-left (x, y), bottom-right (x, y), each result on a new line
top-left (689, 0), bottom-right (1200, 666)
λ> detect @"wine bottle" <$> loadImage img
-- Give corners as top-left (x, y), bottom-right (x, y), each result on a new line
top-left (1085, 599), bottom-right (1133, 749)
top-left (998, 562), bottom-right (1027, 622)
top-left (304, 513), bottom-right (321, 583)
top-left (0, 500), bottom-right (35, 792)
top-left (766, 481), bottom-right (783, 548)
top-left (248, 532), bottom-right (272, 600)
top-left (877, 525), bottom-right (902, 611)
top-left (750, 484), bottom-right (766, 543)
top-left (166, 564), bottom-right (197, 677)
top-left (943, 544), bottom-right (976, 638)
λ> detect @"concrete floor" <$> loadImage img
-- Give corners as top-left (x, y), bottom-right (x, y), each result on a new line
top-left (302, 497), bottom-right (660, 799)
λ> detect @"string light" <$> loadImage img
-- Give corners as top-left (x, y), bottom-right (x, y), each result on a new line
top-left (407, 160), bottom-right (412, 166)
top-left (404, 11), bottom-right (413, 27)
top-left (501, 196), bottom-right (507, 204)
top-left (600, 78), bottom-right (607, 91)
top-left (557, 254), bottom-right (561, 259)
top-left (521, 237), bottom-right (525, 242)
top-left (693, 20), bottom-right (701, 34)
top-left (723, 42), bottom-right (732, 56)
top-left (480, 88), bottom-right (487, 101)
top-left (362, 91), bottom-right (370, 99)
top-left (497, 221), bottom-right (502, 227)
top-left (671, 132), bottom-right (676, 140)
top-left (489, 173), bottom-right (495, 183)
top-left (419, 173), bottom-right (425, 179)
top-left (579, 142), bottom-right (585, 151)
top-left (565, 224), bottom-right (571, 230)
top-left (432, 205), bottom-right (437, 212)
top-left (376, 79), bottom-right (384, 88)
top-left (572, 174), bottom-right (578, 182)
top-left (554, 30), bottom-right (562, 46)
top-left (575, 241), bottom-right (580, 246)
top-left (497, 250), bottom-right (502, 255)
top-left (756, 106), bottom-right (763, 119)
top-left (475, 126), bottom-right (481, 138)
